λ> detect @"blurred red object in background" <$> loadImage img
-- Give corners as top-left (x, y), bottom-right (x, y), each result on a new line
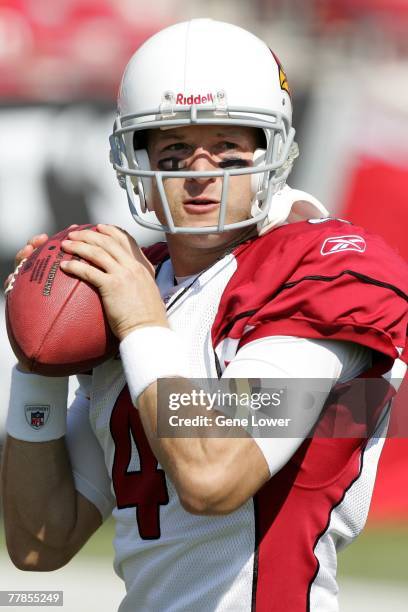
top-left (0, 0), bottom-right (168, 100)
top-left (343, 157), bottom-right (408, 261)
top-left (343, 155), bottom-right (408, 524)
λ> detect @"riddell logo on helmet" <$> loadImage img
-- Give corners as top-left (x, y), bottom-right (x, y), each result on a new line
top-left (176, 93), bottom-right (214, 105)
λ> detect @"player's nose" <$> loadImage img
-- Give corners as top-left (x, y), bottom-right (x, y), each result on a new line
top-left (187, 149), bottom-right (217, 183)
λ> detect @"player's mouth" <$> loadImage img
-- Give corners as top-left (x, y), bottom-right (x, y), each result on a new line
top-left (183, 198), bottom-right (219, 214)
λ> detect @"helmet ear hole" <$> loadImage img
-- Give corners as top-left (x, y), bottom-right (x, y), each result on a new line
top-left (251, 148), bottom-right (267, 196)
top-left (134, 149), bottom-right (152, 211)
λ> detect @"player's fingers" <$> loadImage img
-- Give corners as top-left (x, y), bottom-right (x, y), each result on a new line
top-left (96, 224), bottom-right (154, 277)
top-left (96, 224), bottom-right (143, 259)
top-left (28, 233), bottom-right (48, 248)
top-left (96, 223), bottom-right (133, 247)
top-left (67, 228), bottom-right (132, 265)
top-left (60, 258), bottom-right (106, 288)
top-left (66, 228), bottom-right (153, 278)
top-left (14, 244), bottom-right (34, 267)
top-left (14, 234), bottom-right (48, 267)
top-left (61, 240), bottom-right (117, 273)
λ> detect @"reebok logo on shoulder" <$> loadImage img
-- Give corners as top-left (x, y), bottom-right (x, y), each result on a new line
top-left (320, 235), bottom-right (366, 256)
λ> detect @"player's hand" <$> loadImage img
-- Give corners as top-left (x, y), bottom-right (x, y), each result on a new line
top-left (3, 234), bottom-right (48, 292)
top-left (3, 225), bottom-right (80, 292)
top-left (60, 224), bottom-right (168, 341)
top-left (4, 226), bottom-right (79, 373)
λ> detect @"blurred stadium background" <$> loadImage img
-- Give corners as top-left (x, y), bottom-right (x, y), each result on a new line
top-left (0, 1), bottom-right (407, 609)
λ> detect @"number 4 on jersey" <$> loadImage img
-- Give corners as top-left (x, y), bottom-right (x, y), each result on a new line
top-left (110, 387), bottom-right (169, 539)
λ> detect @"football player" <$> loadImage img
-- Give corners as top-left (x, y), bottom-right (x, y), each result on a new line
top-left (2, 19), bottom-right (408, 611)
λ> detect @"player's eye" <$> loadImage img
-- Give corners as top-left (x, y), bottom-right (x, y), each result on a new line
top-left (166, 142), bottom-right (189, 151)
top-left (216, 141), bottom-right (250, 169)
top-left (158, 143), bottom-right (192, 170)
top-left (218, 141), bottom-right (240, 151)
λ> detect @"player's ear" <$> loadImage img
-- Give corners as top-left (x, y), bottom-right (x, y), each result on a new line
top-left (133, 149), bottom-right (153, 212)
top-left (132, 131), bottom-right (154, 212)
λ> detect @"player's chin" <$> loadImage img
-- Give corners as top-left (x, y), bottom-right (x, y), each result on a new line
top-left (178, 232), bottom-right (233, 252)
top-left (174, 211), bottom-right (220, 230)
top-left (184, 223), bottom-right (251, 250)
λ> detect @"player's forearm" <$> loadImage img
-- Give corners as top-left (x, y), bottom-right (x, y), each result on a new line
top-left (121, 328), bottom-right (245, 475)
top-left (120, 328), bottom-right (269, 513)
top-left (1, 435), bottom-right (80, 569)
top-left (137, 380), bottom-right (269, 514)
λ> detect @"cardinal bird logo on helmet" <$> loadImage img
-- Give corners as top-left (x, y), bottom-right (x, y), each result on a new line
top-left (271, 50), bottom-right (291, 97)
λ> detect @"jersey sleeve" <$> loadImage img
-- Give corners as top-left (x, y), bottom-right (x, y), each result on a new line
top-left (142, 242), bottom-right (169, 267)
top-left (66, 374), bottom-right (115, 521)
top-left (222, 336), bottom-right (371, 476)
top-left (213, 221), bottom-right (408, 369)
top-left (241, 269), bottom-right (407, 362)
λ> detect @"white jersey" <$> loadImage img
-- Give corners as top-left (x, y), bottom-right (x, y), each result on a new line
top-left (67, 220), bottom-right (408, 611)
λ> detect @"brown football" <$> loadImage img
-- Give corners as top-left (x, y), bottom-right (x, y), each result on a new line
top-left (5, 225), bottom-right (118, 376)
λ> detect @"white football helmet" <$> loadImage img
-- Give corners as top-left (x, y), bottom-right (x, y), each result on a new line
top-left (110, 19), bottom-right (305, 234)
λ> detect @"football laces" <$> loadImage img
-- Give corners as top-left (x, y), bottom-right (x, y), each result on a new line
top-left (4, 258), bottom-right (27, 295)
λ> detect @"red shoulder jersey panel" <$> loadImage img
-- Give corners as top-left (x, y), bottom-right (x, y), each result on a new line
top-left (212, 220), bottom-right (408, 363)
top-left (141, 242), bottom-right (169, 267)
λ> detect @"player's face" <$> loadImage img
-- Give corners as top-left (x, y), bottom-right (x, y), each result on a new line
top-left (147, 125), bottom-right (259, 244)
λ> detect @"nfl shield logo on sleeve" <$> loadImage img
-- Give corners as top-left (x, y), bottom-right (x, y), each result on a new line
top-left (25, 405), bottom-right (50, 429)
top-left (320, 235), bottom-right (366, 256)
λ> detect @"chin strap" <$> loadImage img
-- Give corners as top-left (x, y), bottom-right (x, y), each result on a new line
top-left (256, 185), bottom-right (330, 236)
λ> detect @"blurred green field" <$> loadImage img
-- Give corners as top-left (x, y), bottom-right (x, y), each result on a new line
top-left (2, 518), bottom-right (408, 583)
top-left (0, 517), bottom-right (115, 563)
top-left (337, 522), bottom-right (408, 583)
top-left (79, 519), bottom-right (408, 584)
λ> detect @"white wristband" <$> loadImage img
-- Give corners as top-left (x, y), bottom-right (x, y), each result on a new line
top-left (6, 366), bottom-right (69, 442)
top-left (119, 326), bottom-right (188, 404)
